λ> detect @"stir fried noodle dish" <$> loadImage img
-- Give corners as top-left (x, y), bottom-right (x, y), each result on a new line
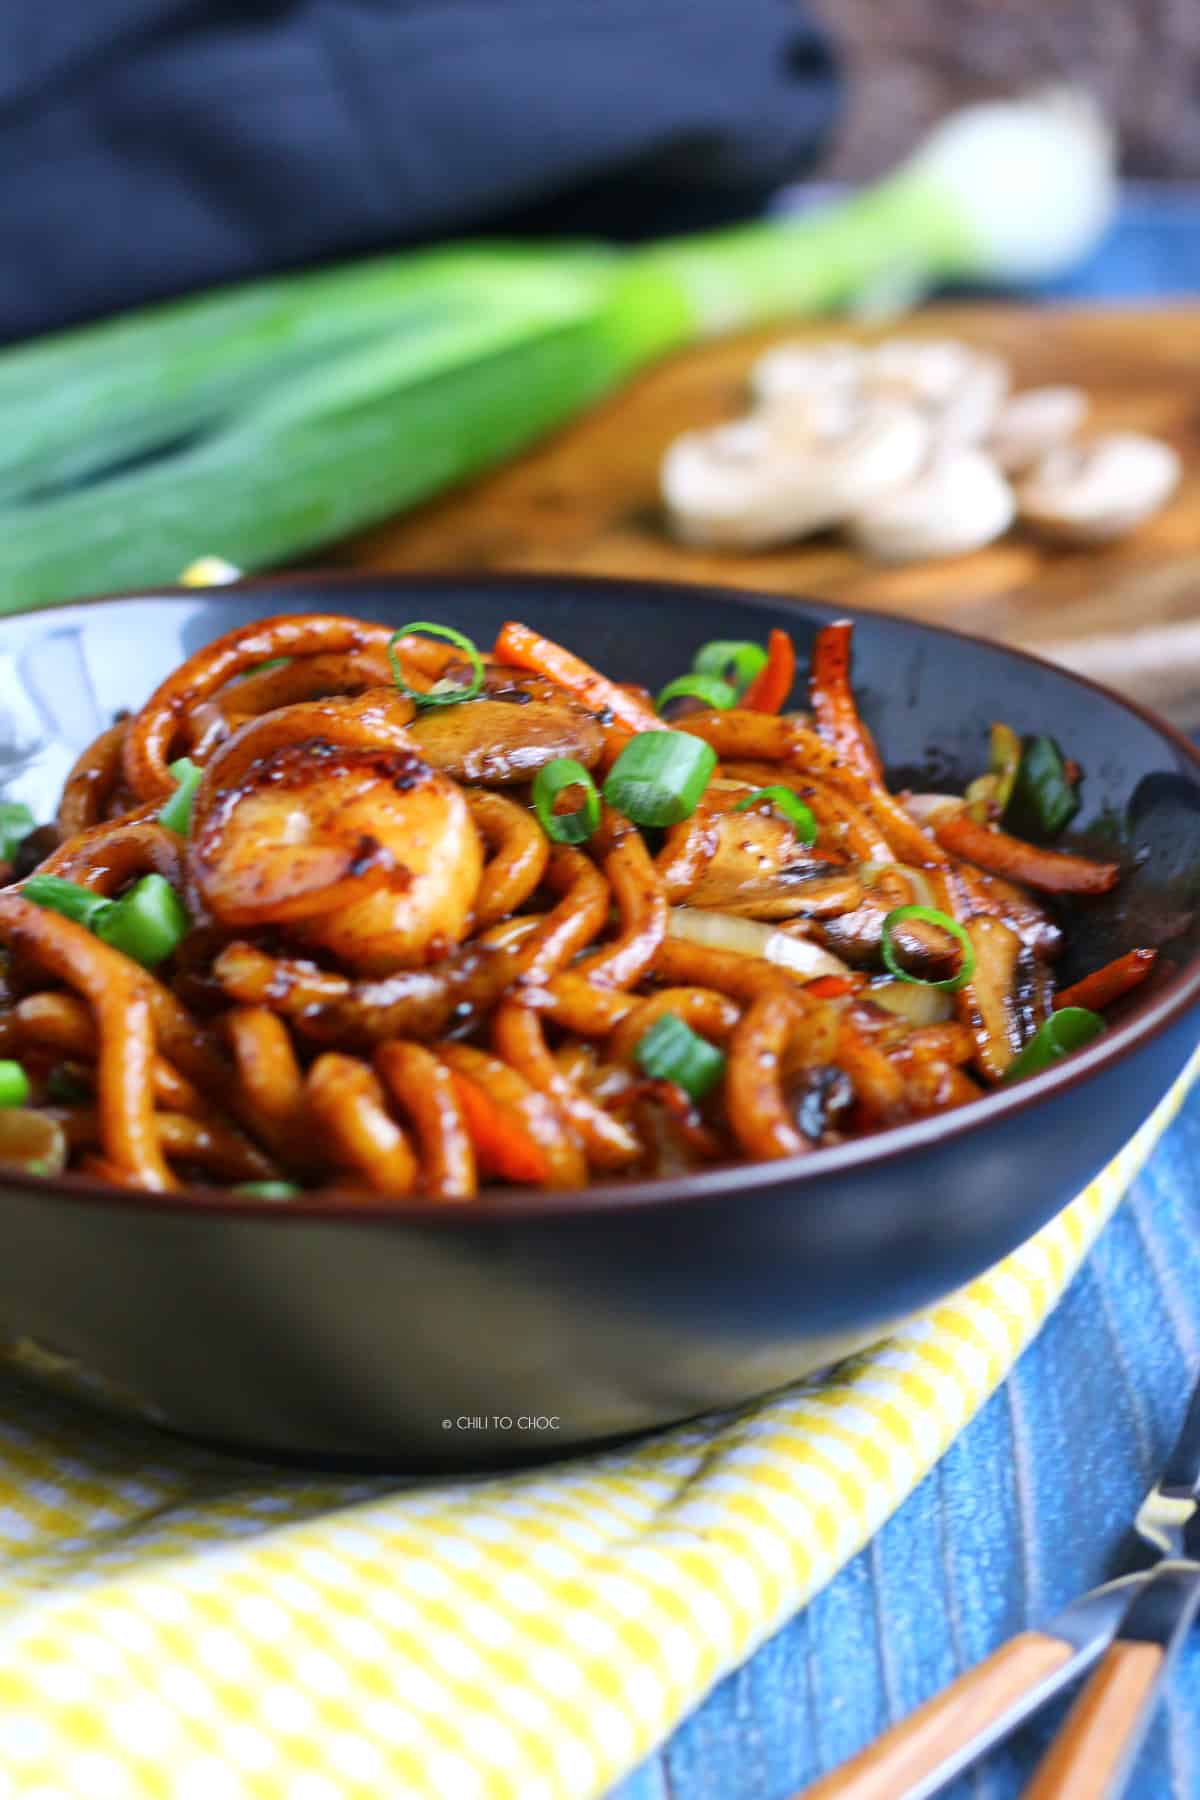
top-left (0, 614), bottom-right (1154, 1199)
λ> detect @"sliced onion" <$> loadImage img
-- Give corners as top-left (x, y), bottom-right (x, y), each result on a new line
top-left (865, 978), bottom-right (954, 1026)
top-left (667, 907), bottom-right (852, 979)
top-left (901, 793), bottom-right (963, 828)
top-left (858, 861), bottom-right (938, 911)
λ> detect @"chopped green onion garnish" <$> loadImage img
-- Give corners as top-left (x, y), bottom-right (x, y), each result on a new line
top-left (603, 731), bottom-right (716, 828)
top-left (634, 1013), bottom-right (726, 1101)
top-left (0, 1062), bottom-right (31, 1108)
top-left (656, 673), bottom-right (737, 714)
top-left (532, 758), bottom-right (600, 845)
top-left (388, 622), bottom-right (484, 709)
top-left (1005, 735), bottom-right (1080, 839)
top-left (21, 874), bottom-right (112, 931)
top-left (0, 802), bottom-right (35, 863)
top-left (733, 786), bottom-right (817, 846)
top-left (158, 757), bottom-right (204, 836)
top-left (880, 904), bottom-right (976, 992)
top-left (95, 875), bottom-right (189, 969)
top-left (233, 1181), bottom-right (302, 1201)
top-left (24, 872), bottom-right (189, 967)
top-left (693, 640), bottom-right (768, 696)
top-left (1004, 1007), bottom-right (1105, 1083)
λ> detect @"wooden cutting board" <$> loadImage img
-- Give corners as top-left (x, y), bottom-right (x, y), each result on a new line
top-left (344, 304), bottom-right (1200, 724)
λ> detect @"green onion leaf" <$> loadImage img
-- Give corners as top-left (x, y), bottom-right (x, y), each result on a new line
top-left (1005, 735), bottom-right (1080, 839)
top-left (880, 904), bottom-right (976, 992)
top-left (388, 622), bottom-right (484, 709)
top-left (158, 757), bottom-right (204, 836)
top-left (656, 673), bottom-right (737, 714)
top-left (0, 802), bottom-right (35, 863)
top-left (733, 786), bottom-right (817, 846)
top-left (634, 1012), bottom-right (726, 1101)
top-left (603, 732), bottom-right (716, 828)
top-left (233, 1181), bottom-right (302, 1201)
top-left (0, 1062), bottom-right (31, 1108)
top-left (532, 758), bottom-right (600, 845)
top-left (693, 640), bottom-right (768, 696)
top-left (239, 656), bottom-right (290, 681)
top-left (1003, 1007), bottom-right (1106, 1083)
top-left (24, 872), bottom-right (189, 968)
top-left (21, 875), bottom-right (112, 931)
top-left (95, 875), bottom-right (189, 969)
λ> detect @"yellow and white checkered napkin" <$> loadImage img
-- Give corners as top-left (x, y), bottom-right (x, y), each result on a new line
top-left (0, 1051), bottom-right (1196, 1800)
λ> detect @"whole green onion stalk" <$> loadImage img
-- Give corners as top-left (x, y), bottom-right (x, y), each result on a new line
top-left (0, 89), bottom-right (1113, 612)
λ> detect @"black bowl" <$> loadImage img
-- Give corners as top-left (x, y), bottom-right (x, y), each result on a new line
top-left (0, 573), bottom-right (1197, 1469)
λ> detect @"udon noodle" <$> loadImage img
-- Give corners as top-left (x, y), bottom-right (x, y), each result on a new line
top-left (0, 613), bottom-right (1153, 1199)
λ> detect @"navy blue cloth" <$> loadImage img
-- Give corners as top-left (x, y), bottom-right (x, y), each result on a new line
top-left (0, 1), bottom-right (839, 343)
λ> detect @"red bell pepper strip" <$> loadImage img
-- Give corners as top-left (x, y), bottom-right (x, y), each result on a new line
top-left (740, 629), bottom-right (796, 715)
top-left (1054, 948), bottom-right (1158, 1012)
top-left (809, 621), bottom-right (884, 781)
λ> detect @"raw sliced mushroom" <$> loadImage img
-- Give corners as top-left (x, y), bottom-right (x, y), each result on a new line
top-left (988, 385), bottom-right (1087, 473)
top-left (1016, 431), bottom-right (1180, 543)
top-left (864, 337), bottom-right (977, 404)
top-left (661, 398), bottom-right (930, 550)
top-left (937, 354), bottom-right (1011, 446)
top-left (862, 339), bottom-right (1010, 444)
top-left (748, 341), bottom-right (864, 408)
top-left (844, 447), bottom-right (1015, 562)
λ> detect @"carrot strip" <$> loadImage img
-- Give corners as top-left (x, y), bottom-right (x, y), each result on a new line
top-left (935, 813), bottom-right (1120, 895)
top-left (445, 1071), bottom-right (548, 1185)
top-left (441, 1044), bottom-right (586, 1188)
top-left (741, 629), bottom-right (796, 714)
top-left (809, 621), bottom-right (884, 781)
top-left (1054, 948), bottom-right (1158, 1012)
top-left (491, 1002), bottom-right (640, 1170)
top-left (805, 974), bottom-right (861, 1000)
top-left (493, 621), bottom-right (662, 737)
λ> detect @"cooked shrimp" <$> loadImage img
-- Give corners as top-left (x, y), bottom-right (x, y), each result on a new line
top-left (189, 695), bottom-right (483, 973)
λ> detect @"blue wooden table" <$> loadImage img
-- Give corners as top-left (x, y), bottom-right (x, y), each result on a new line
top-left (613, 190), bottom-right (1200, 1800)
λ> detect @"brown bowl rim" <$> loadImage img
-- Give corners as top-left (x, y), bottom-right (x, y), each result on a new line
top-left (2, 568), bottom-right (1198, 1225)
